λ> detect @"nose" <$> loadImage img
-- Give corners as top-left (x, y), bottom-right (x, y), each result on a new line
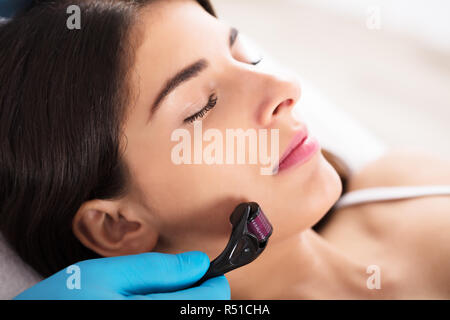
top-left (256, 73), bottom-right (302, 127)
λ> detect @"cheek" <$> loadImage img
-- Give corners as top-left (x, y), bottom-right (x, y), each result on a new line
top-left (125, 120), bottom-right (257, 234)
top-left (132, 158), bottom-right (255, 236)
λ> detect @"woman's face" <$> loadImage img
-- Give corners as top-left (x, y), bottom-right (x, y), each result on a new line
top-left (121, 0), bottom-right (341, 257)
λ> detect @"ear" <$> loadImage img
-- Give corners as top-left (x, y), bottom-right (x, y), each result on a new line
top-left (72, 199), bottom-right (158, 257)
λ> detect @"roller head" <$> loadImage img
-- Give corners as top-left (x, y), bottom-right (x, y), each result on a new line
top-left (194, 202), bottom-right (273, 286)
top-left (247, 205), bottom-right (273, 243)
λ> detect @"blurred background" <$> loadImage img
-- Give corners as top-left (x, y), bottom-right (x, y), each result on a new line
top-left (213, 0), bottom-right (450, 159)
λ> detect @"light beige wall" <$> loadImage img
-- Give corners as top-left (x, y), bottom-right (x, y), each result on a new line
top-left (212, 0), bottom-right (450, 159)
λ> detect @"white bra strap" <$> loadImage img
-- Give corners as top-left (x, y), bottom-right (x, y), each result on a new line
top-left (334, 185), bottom-right (450, 210)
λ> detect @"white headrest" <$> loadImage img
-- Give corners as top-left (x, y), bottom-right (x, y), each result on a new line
top-left (0, 233), bottom-right (42, 299)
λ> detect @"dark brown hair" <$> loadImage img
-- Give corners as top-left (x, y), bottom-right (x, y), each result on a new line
top-left (0, 0), bottom-right (216, 277)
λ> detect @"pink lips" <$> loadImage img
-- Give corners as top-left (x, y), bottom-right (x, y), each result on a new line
top-left (277, 127), bottom-right (320, 173)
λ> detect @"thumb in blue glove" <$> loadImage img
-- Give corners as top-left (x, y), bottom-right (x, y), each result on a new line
top-left (14, 251), bottom-right (230, 300)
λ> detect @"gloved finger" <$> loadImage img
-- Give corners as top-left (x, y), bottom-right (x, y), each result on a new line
top-left (88, 251), bottom-right (210, 295)
top-left (128, 276), bottom-right (231, 300)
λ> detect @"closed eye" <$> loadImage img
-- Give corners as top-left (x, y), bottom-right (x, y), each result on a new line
top-left (251, 57), bottom-right (263, 65)
top-left (184, 93), bottom-right (218, 123)
top-left (181, 29), bottom-right (262, 124)
top-left (232, 31), bottom-right (264, 66)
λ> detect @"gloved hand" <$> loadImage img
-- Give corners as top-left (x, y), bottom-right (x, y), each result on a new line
top-left (0, 0), bottom-right (32, 18)
top-left (14, 251), bottom-right (230, 300)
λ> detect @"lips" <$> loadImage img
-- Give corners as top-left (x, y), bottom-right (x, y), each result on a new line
top-left (276, 126), bottom-right (320, 173)
top-left (279, 129), bottom-right (308, 163)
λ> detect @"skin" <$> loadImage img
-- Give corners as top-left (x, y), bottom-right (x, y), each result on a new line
top-left (319, 150), bottom-right (450, 299)
top-left (72, 0), bottom-right (450, 299)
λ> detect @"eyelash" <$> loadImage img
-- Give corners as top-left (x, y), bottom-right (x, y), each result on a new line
top-left (184, 93), bottom-right (218, 123)
top-left (182, 54), bottom-right (262, 124)
top-left (251, 57), bottom-right (263, 65)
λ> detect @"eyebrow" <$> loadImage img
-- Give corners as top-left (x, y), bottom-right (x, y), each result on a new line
top-left (148, 27), bottom-right (239, 120)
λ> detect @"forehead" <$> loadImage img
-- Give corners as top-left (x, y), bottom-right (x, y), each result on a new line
top-left (129, 0), bottom-right (222, 108)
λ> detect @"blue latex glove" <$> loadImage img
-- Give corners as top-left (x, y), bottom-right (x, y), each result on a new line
top-left (14, 251), bottom-right (230, 300)
top-left (0, 0), bottom-right (32, 18)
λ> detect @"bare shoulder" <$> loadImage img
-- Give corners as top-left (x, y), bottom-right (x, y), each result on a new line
top-left (347, 148), bottom-right (450, 190)
top-left (343, 149), bottom-right (450, 291)
top-left (345, 148), bottom-right (450, 231)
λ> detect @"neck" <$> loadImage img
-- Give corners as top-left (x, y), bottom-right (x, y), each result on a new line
top-left (226, 228), bottom-right (373, 299)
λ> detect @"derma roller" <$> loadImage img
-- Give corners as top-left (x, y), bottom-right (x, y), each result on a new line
top-left (195, 202), bottom-right (273, 286)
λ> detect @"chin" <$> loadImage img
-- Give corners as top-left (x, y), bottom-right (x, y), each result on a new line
top-left (259, 151), bottom-right (343, 241)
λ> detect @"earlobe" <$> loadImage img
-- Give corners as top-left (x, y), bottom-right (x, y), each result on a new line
top-left (72, 199), bottom-right (158, 257)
